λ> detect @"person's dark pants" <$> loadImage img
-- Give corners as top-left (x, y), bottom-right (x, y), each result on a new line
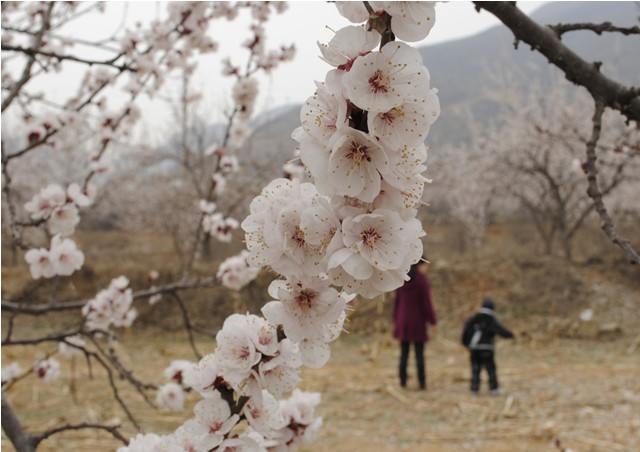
top-left (399, 341), bottom-right (426, 389)
top-left (470, 349), bottom-right (498, 392)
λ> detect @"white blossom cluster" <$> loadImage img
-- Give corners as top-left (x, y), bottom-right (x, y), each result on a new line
top-left (199, 200), bottom-right (240, 243)
top-left (217, 250), bottom-right (261, 291)
top-left (244, 2), bottom-right (440, 297)
top-left (25, 234), bottom-right (85, 279)
top-left (120, 314), bottom-right (322, 451)
top-left (24, 183), bottom-right (92, 236)
top-left (23, 183), bottom-right (90, 279)
top-left (118, 2), bottom-right (439, 450)
top-left (81, 276), bottom-right (137, 330)
top-left (121, 387), bottom-right (320, 451)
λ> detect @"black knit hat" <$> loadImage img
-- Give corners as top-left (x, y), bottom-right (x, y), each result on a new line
top-left (482, 298), bottom-right (495, 310)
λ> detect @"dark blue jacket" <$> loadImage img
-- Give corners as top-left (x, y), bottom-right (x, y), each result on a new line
top-left (462, 308), bottom-right (514, 350)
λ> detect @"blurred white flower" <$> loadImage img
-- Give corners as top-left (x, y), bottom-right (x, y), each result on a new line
top-left (580, 309), bottom-right (594, 322)
top-left (163, 360), bottom-right (195, 384)
top-left (35, 358), bottom-right (60, 382)
top-left (1, 362), bottom-right (23, 383)
top-left (156, 383), bottom-right (185, 411)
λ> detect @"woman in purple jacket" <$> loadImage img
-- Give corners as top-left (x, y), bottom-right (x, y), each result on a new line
top-left (393, 259), bottom-right (437, 390)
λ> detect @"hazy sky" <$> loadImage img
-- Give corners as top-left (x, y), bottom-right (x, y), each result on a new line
top-left (186, 1), bottom-right (546, 117)
top-left (7, 1), bottom-right (547, 144)
top-left (254, 1), bottom-right (546, 105)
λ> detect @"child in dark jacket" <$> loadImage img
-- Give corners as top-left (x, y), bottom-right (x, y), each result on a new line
top-left (462, 298), bottom-right (514, 395)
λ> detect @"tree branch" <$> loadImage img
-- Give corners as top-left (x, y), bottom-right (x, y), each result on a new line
top-left (1, 276), bottom-right (220, 315)
top-left (473, 2), bottom-right (640, 123)
top-left (171, 292), bottom-right (202, 360)
top-left (1, 3), bottom-right (54, 113)
top-left (1, 44), bottom-right (133, 71)
top-left (31, 422), bottom-right (128, 448)
top-left (549, 21), bottom-right (640, 38)
top-left (582, 100), bottom-right (640, 264)
top-left (1, 396), bottom-right (35, 452)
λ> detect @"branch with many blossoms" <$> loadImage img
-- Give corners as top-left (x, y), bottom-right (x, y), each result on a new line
top-left (2, 2), bottom-right (299, 448)
top-left (119, 1), bottom-right (440, 450)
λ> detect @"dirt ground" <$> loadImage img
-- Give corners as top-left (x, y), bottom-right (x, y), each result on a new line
top-left (309, 334), bottom-right (640, 451)
top-left (2, 329), bottom-right (639, 452)
top-left (2, 227), bottom-right (639, 451)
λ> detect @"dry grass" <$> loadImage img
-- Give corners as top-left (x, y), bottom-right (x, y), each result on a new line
top-left (3, 226), bottom-right (639, 451)
top-left (2, 330), bottom-right (639, 451)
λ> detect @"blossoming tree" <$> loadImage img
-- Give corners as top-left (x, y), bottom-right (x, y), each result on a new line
top-left (2, 1), bottom-right (639, 451)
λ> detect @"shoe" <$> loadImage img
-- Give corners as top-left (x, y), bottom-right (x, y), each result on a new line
top-left (490, 388), bottom-right (505, 396)
top-left (471, 390), bottom-right (479, 396)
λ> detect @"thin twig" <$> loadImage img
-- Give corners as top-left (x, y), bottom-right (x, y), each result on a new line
top-left (1, 3), bottom-right (54, 113)
top-left (171, 292), bottom-right (203, 360)
top-left (1, 276), bottom-right (220, 315)
top-left (1, 44), bottom-right (133, 71)
top-left (31, 422), bottom-right (128, 447)
top-left (549, 22), bottom-right (640, 38)
top-left (82, 337), bottom-right (142, 430)
top-left (582, 100), bottom-right (640, 264)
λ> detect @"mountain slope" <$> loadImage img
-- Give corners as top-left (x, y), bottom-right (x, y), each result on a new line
top-left (421, 1), bottom-right (640, 146)
top-left (247, 2), bottom-right (640, 163)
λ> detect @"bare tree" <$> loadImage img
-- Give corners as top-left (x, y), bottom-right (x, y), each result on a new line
top-left (475, 1), bottom-right (640, 263)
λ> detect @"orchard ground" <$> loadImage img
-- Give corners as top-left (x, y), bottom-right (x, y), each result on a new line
top-left (2, 330), bottom-right (639, 451)
top-left (2, 223), bottom-right (639, 451)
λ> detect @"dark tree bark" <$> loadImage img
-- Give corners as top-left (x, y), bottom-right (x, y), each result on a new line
top-left (474, 2), bottom-right (640, 122)
top-left (2, 397), bottom-right (35, 452)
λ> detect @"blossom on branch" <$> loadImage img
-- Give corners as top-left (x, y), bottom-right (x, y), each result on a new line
top-left (216, 250), bottom-right (260, 291)
top-left (342, 41), bottom-right (430, 114)
top-left (25, 235), bottom-right (84, 279)
top-left (35, 358), bottom-right (60, 382)
top-left (58, 335), bottom-right (86, 357)
top-left (81, 276), bottom-right (136, 330)
top-left (156, 382), bottom-right (186, 411)
top-left (1, 363), bottom-right (23, 383)
top-left (163, 359), bottom-right (195, 384)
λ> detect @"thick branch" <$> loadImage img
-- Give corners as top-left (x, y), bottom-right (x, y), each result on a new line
top-left (474, 2), bottom-right (640, 122)
top-left (2, 396), bottom-right (35, 452)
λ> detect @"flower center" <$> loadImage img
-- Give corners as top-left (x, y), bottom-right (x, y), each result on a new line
top-left (295, 289), bottom-right (317, 310)
top-left (368, 69), bottom-right (390, 94)
top-left (238, 346), bottom-right (251, 360)
top-left (291, 226), bottom-right (306, 248)
top-left (379, 106), bottom-right (404, 124)
top-left (347, 141), bottom-right (371, 165)
top-left (360, 227), bottom-right (381, 248)
top-left (209, 421), bottom-right (223, 433)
